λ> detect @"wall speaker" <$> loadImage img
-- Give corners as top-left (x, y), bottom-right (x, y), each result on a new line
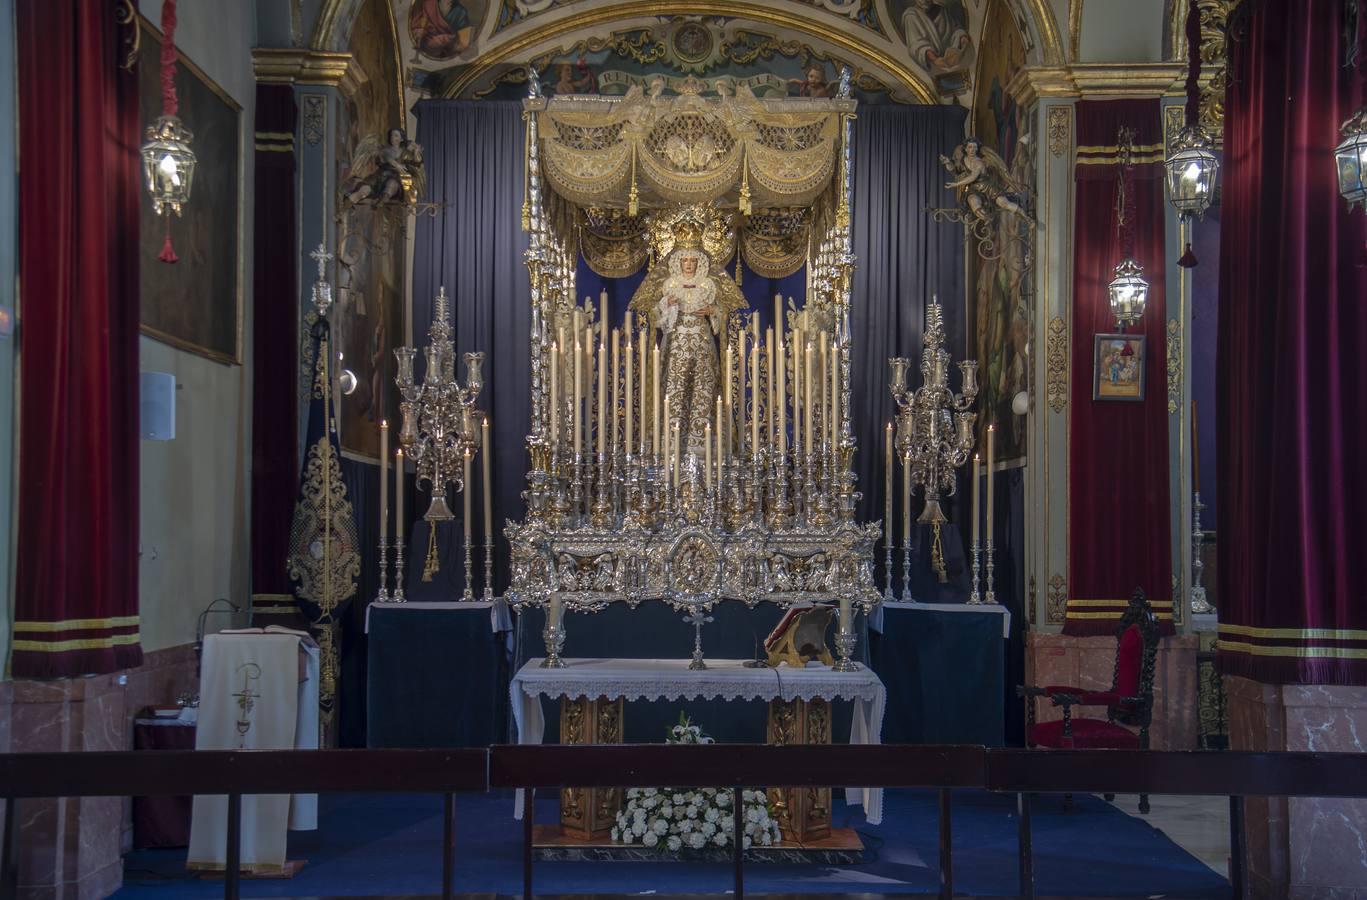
top-left (140, 371), bottom-right (176, 441)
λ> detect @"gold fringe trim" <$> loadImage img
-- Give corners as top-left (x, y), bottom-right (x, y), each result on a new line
top-left (14, 615), bottom-right (140, 632)
top-left (1218, 640), bottom-right (1367, 660)
top-left (13, 633), bottom-right (142, 652)
top-left (1219, 624), bottom-right (1367, 641)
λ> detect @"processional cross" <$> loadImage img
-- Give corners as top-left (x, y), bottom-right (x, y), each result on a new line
top-left (683, 607), bottom-right (714, 671)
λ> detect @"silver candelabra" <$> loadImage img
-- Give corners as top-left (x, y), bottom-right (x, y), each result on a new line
top-left (888, 296), bottom-right (978, 588)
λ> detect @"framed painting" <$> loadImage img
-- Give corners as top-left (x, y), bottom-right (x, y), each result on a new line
top-left (136, 14), bottom-right (243, 365)
top-left (1093, 334), bottom-right (1147, 401)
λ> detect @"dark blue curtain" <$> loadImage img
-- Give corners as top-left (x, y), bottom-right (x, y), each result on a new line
top-left (411, 100), bottom-right (532, 594)
top-left (849, 104), bottom-right (967, 546)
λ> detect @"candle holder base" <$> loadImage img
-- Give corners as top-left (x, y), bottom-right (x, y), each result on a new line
top-left (967, 540), bottom-right (982, 605)
top-left (832, 630), bottom-right (859, 672)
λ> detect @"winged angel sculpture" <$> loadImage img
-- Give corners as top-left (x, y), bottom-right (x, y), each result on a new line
top-left (940, 138), bottom-right (1032, 227)
top-left (629, 218), bottom-right (748, 458)
top-left (343, 128), bottom-right (427, 208)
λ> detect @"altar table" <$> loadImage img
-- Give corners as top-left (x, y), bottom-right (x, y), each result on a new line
top-left (869, 601), bottom-right (1010, 746)
top-left (510, 657), bottom-right (886, 835)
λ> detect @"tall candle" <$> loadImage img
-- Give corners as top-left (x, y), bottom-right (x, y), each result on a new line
top-left (766, 328), bottom-right (775, 449)
top-left (985, 424), bottom-right (996, 542)
top-left (773, 292), bottom-right (782, 334)
top-left (704, 422), bottom-right (712, 492)
top-left (573, 338), bottom-right (583, 456)
top-left (777, 335), bottom-right (787, 454)
top-left (819, 340), bottom-right (828, 449)
top-left (723, 339), bottom-right (733, 443)
top-left (715, 395), bottom-right (724, 487)
top-left (971, 453), bottom-right (981, 545)
top-left (792, 333), bottom-right (802, 455)
top-left (1191, 399), bottom-right (1201, 493)
top-left (395, 448), bottom-right (405, 547)
top-left (379, 420), bottom-right (389, 549)
top-left (639, 327), bottom-right (648, 456)
top-left (463, 450), bottom-right (472, 542)
top-left (549, 342), bottom-right (559, 447)
top-left (672, 423), bottom-right (681, 489)
top-left (482, 418), bottom-right (492, 539)
top-left (902, 452), bottom-right (911, 551)
top-left (830, 337), bottom-right (839, 451)
top-left (598, 333), bottom-right (607, 456)
top-left (652, 341), bottom-right (661, 456)
top-left (624, 337), bottom-right (633, 456)
top-left (611, 329), bottom-right (620, 452)
top-left (750, 332), bottom-right (760, 453)
top-left (884, 422), bottom-right (893, 551)
top-left (599, 290), bottom-right (608, 350)
top-left (663, 396), bottom-right (671, 479)
top-left (804, 341), bottom-right (814, 455)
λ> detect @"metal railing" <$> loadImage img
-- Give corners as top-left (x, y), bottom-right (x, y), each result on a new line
top-left (1, 745), bottom-right (1365, 900)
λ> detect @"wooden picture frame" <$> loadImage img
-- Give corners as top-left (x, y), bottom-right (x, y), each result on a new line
top-left (136, 14), bottom-right (244, 366)
top-left (1092, 333), bottom-right (1146, 401)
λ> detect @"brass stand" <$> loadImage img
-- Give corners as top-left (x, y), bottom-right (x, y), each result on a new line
top-left (766, 697), bottom-right (832, 843)
top-left (559, 695), bottom-right (624, 840)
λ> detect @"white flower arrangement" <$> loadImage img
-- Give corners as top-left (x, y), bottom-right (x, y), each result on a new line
top-left (610, 714), bottom-right (782, 853)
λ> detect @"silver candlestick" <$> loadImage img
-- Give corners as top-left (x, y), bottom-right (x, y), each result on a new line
top-left (968, 539), bottom-right (982, 604)
top-left (375, 537), bottom-right (391, 603)
top-left (483, 533), bottom-right (495, 601)
top-left (984, 538), bottom-right (997, 605)
top-left (541, 601), bottom-right (566, 668)
top-left (833, 628), bottom-right (859, 672)
top-left (901, 532), bottom-right (913, 602)
top-left (1191, 491), bottom-right (1212, 613)
top-left (463, 531), bottom-right (475, 602)
top-left (392, 532), bottom-right (407, 603)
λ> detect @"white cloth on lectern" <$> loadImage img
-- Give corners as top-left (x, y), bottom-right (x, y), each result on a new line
top-left (187, 633), bottom-right (319, 871)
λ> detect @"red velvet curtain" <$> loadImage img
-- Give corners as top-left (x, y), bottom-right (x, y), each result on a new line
top-left (1216, 0), bottom-right (1367, 684)
top-left (1065, 99), bottom-right (1174, 637)
top-left (13, 0), bottom-right (142, 676)
top-left (250, 85), bottom-right (298, 601)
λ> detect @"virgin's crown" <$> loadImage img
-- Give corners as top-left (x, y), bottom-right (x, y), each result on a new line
top-left (672, 219), bottom-right (704, 249)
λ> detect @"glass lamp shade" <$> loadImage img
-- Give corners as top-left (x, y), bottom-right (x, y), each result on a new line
top-left (1164, 125), bottom-right (1219, 217)
top-left (141, 115), bottom-right (196, 216)
top-left (1336, 105), bottom-right (1367, 210)
top-left (1108, 258), bottom-right (1149, 329)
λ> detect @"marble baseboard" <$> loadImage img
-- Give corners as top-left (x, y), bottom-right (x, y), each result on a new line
top-left (1228, 676), bottom-right (1367, 900)
top-left (1023, 632), bottom-right (1199, 750)
top-left (5, 644), bottom-right (198, 900)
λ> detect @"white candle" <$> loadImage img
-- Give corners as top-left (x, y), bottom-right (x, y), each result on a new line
top-left (652, 341), bottom-right (661, 456)
top-left (804, 341), bottom-right (814, 456)
top-left (463, 450), bottom-right (472, 542)
top-left (723, 339), bottom-right (733, 446)
top-left (819, 339), bottom-right (828, 449)
top-left (715, 396), bottom-right (724, 488)
top-left (395, 448), bottom-right (405, 547)
top-left (549, 341), bottom-right (559, 448)
top-left (777, 335), bottom-right (786, 455)
top-left (884, 422), bottom-right (893, 551)
top-left (830, 337), bottom-right (839, 452)
top-left (902, 452), bottom-right (911, 551)
top-left (766, 327), bottom-right (775, 449)
top-left (624, 337), bottom-right (633, 455)
top-left (574, 338), bottom-right (583, 456)
top-left (773, 292), bottom-right (782, 334)
top-left (672, 422), bottom-right (681, 490)
top-left (986, 425), bottom-right (996, 543)
top-left (750, 332), bottom-right (760, 454)
top-left (549, 593), bottom-right (562, 635)
top-left (597, 333), bottom-right (607, 456)
top-left (663, 396), bottom-right (671, 479)
top-left (839, 595), bottom-right (853, 635)
top-left (972, 452), bottom-right (981, 546)
top-left (599, 290), bottom-right (609, 350)
top-left (639, 327), bottom-right (648, 456)
top-left (611, 329), bottom-right (620, 452)
top-left (379, 420), bottom-right (389, 549)
top-left (483, 418), bottom-right (493, 540)
top-left (705, 422), bottom-right (712, 492)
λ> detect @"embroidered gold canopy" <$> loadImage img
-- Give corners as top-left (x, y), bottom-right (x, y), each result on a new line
top-left (527, 78), bottom-right (854, 279)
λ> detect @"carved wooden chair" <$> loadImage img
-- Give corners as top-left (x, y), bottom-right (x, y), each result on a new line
top-left (1018, 587), bottom-right (1160, 813)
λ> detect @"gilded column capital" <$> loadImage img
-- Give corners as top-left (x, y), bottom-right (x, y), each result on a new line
top-left (252, 48), bottom-right (358, 91)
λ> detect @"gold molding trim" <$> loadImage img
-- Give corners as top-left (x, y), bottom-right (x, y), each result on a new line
top-left (1046, 316), bottom-right (1068, 413)
top-left (443, 2), bottom-right (937, 102)
top-left (1024, 0), bottom-right (1067, 66)
top-left (312, 0), bottom-right (347, 50)
top-left (1047, 573), bottom-right (1067, 624)
top-left (253, 48), bottom-right (358, 87)
top-left (1070, 63), bottom-right (1186, 96)
top-left (1166, 318), bottom-right (1181, 415)
top-left (1068, 0), bottom-right (1083, 61)
top-left (1007, 66), bottom-right (1078, 106)
top-left (1047, 106), bottom-right (1071, 158)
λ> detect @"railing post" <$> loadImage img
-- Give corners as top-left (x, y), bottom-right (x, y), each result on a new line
top-left (1229, 794), bottom-right (1246, 899)
top-left (1017, 792), bottom-right (1034, 899)
top-left (442, 792), bottom-right (456, 900)
top-left (938, 788), bottom-right (952, 900)
top-left (733, 788), bottom-right (744, 900)
top-left (224, 792), bottom-right (242, 900)
top-left (522, 788), bottom-right (534, 900)
top-left (1, 797), bottom-right (18, 899)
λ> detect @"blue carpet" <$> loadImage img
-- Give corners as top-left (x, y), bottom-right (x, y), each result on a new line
top-left (113, 789), bottom-right (1229, 898)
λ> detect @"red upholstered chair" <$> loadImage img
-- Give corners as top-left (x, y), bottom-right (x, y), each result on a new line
top-left (1018, 587), bottom-right (1160, 813)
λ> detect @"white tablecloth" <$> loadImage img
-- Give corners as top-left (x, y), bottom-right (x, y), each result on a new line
top-left (510, 657), bottom-right (885, 824)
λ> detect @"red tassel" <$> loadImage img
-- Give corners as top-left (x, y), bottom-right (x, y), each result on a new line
top-left (1177, 242), bottom-right (1198, 268)
top-left (158, 230), bottom-right (179, 264)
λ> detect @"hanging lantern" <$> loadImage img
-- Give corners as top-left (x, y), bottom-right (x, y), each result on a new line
top-left (1336, 105), bottom-right (1367, 211)
top-left (1108, 258), bottom-right (1149, 329)
top-left (1165, 125), bottom-right (1219, 217)
top-left (141, 115), bottom-right (196, 217)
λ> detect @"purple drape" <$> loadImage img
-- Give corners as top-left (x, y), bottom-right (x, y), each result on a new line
top-left (1216, 0), bottom-right (1367, 684)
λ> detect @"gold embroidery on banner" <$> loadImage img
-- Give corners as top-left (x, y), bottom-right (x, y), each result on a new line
top-left (1167, 319), bottom-right (1182, 415)
top-left (1046, 317), bottom-right (1068, 413)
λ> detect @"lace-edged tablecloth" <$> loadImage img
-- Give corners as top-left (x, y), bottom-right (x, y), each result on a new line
top-left (511, 657), bottom-right (885, 824)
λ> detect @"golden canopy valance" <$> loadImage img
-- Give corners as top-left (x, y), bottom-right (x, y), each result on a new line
top-left (527, 79), bottom-right (854, 214)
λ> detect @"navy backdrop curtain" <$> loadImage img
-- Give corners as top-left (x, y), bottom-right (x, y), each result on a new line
top-left (411, 101), bottom-right (533, 591)
top-left (850, 104), bottom-right (967, 565)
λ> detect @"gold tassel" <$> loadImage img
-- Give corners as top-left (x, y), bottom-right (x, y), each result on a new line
top-left (739, 144), bottom-right (752, 216)
top-left (422, 523), bottom-right (440, 581)
top-left (628, 144), bottom-right (639, 216)
top-left (931, 522), bottom-right (948, 584)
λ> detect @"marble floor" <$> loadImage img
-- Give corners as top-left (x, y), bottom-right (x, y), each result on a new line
top-left (1105, 793), bottom-right (1231, 878)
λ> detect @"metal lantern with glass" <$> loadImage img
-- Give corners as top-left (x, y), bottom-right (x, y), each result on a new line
top-left (1164, 125), bottom-right (1219, 218)
top-left (1336, 105), bottom-right (1367, 210)
top-left (1108, 257), bottom-right (1149, 329)
top-left (394, 288), bottom-right (486, 593)
top-left (887, 296), bottom-right (977, 594)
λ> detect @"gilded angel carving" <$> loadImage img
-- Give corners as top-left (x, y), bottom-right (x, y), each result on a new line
top-left (940, 138), bottom-right (1031, 226)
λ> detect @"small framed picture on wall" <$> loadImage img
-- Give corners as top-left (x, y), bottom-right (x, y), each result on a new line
top-left (1093, 334), bottom-right (1146, 401)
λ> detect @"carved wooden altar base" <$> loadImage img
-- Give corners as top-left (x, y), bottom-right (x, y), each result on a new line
top-left (556, 695), bottom-right (840, 846)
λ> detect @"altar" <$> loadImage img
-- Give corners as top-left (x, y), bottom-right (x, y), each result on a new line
top-left (510, 656), bottom-right (885, 847)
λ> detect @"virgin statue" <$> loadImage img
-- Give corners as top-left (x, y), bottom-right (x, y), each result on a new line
top-left (630, 220), bottom-right (747, 458)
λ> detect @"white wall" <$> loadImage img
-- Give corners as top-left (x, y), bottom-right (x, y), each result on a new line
top-left (136, 0), bottom-right (256, 651)
top-left (1077, 0), bottom-right (1165, 62)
